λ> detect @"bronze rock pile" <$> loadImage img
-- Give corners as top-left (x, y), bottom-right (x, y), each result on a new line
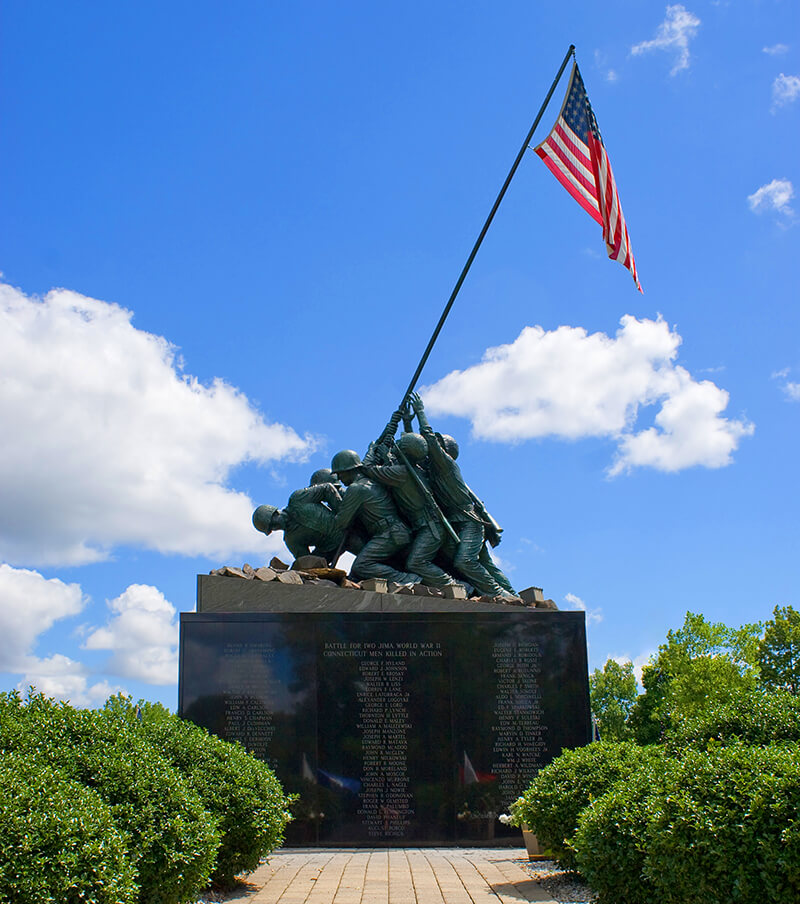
top-left (209, 555), bottom-right (557, 609)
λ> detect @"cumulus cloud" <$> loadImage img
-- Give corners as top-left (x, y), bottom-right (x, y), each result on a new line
top-left (564, 592), bottom-right (603, 625)
top-left (611, 650), bottom-right (656, 686)
top-left (421, 316), bottom-right (753, 475)
top-left (0, 282), bottom-right (316, 567)
top-left (84, 584), bottom-right (178, 685)
top-left (772, 74), bottom-right (800, 111)
top-left (0, 563), bottom-right (118, 706)
top-left (747, 179), bottom-right (795, 216)
top-left (17, 654), bottom-right (120, 708)
top-left (0, 563), bottom-right (85, 670)
top-left (763, 44), bottom-right (789, 56)
top-left (631, 5), bottom-right (701, 75)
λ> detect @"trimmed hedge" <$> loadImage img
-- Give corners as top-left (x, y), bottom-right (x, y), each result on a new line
top-left (571, 753), bottom-right (676, 904)
top-left (573, 743), bottom-right (800, 904)
top-left (515, 741), bottom-right (660, 869)
top-left (106, 697), bottom-right (292, 886)
top-left (0, 752), bottom-right (137, 904)
top-left (0, 691), bottom-right (293, 903)
top-left (2, 692), bottom-right (218, 904)
top-left (665, 686), bottom-right (800, 749)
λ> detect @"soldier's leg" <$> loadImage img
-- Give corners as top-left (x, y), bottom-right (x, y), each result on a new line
top-left (351, 535), bottom-right (421, 585)
top-left (284, 532), bottom-right (313, 561)
top-left (479, 544), bottom-right (515, 593)
top-left (452, 521), bottom-right (505, 597)
top-left (406, 526), bottom-right (455, 588)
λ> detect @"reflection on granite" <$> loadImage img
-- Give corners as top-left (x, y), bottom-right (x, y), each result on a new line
top-left (180, 579), bottom-right (590, 846)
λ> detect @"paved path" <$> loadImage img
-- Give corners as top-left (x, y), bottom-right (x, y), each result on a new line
top-left (227, 848), bottom-right (557, 904)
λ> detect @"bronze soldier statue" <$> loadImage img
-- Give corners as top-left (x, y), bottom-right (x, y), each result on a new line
top-left (409, 392), bottom-right (518, 600)
top-left (361, 414), bottom-right (458, 588)
top-left (331, 448), bottom-right (422, 586)
top-left (252, 471), bottom-right (347, 564)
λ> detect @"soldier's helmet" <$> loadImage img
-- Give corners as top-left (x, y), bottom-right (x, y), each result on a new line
top-left (439, 434), bottom-right (459, 460)
top-left (310, 468), bottom-right (337, 486)
top-left (331, 449), bottom-right (362, 474)
top-left (252, 504), bottom-right (279, 534)
top-left (396, 432), bottom-right (427, 463)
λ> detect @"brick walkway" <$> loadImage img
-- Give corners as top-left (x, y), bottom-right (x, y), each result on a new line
top-left (226, 848), bottom-right (556, 904)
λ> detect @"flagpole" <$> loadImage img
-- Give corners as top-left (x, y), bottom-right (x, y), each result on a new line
top-left (398, 43), bottom-right (576, 408)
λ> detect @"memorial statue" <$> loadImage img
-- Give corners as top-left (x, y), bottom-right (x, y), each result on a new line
top-left (361, 413), bottom-right (459, 588)
top-left (251, 398), bottom-right (519, 601)
top-left (330, 448), bottom-right (422, 586)
top-left (252, 470), bottom-right (347, 564)
top-left (408, 392), bottom-right (518, 600)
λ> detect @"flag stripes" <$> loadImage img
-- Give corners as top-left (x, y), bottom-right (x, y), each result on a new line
top-left (534, 62), bottom-right (642, 292)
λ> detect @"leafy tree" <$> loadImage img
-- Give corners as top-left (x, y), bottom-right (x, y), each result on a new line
top-left (589, 659), bottom-right (638, 740)
top-left (629, 612), bottom-right (762, 743)
top-left (758, 605), bottom-right (800, 694)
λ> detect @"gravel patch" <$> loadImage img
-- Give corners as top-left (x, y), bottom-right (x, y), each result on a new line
top-left (518, 858), bottom-right (598, 903)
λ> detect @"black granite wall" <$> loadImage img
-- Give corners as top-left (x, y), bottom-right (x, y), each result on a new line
top-left (180, 593), bottom-right (590, 846)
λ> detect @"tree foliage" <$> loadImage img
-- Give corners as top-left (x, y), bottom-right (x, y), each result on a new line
top-left (589, 658), bottom-right (637, 740)
top-left (628, 611), bottom-right (762, 743)
top-left (758, 605), bottom-right (800, 694)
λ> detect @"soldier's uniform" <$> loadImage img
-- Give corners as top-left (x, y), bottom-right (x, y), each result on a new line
top-left (281, 483), bottom-right (344, 562)
top-left (334, 475), bottom-right (420, 585)
top-left (416, 413), bottom-right (512, 597)
top-left (362, 447), bottom-right (455, 588)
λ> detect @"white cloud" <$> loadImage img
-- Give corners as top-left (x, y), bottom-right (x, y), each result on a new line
top-left (335, 550), bottom-right (356, 574)
top-left (564, 592), bottom-right (603, 625)
top-left (763, 44), bottom-right (789, 56)
top-left (0, 563), bottom-right (85, 671)
top-left (631, 5), bottom-right (701, 75)
top-left (610, 370), bottom-right (753, 476)
top-left (772, 74), bottom-right (800, 111)
top-left (84, 584), bottom-right (178, 685)
top-left (421, 316), bottom-right (753, 475)
top-left (0, 282), bottom-right (316, 567)
top-left (611, 650), bottom-right (656, 686)
top-left (16, 653), bottom-right (120, 708)
top-left (593, 49), bottom-right (619, 83)
top-left (0, 563), bottom-right (121, 706)
top-left (747, 179), bottom-right (795, 216)
top-left (773, 370), bottom-right (800, 401)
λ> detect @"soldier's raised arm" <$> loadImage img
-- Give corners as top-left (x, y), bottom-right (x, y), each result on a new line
top-left (292, 482), bottom-right (342, 512)
top-left (378, 409), bottom-right (404, 444)
top-left (410, 392), bottom-right (448, 465)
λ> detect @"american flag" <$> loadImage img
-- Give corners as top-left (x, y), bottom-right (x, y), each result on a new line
top-left (534, 62), bottom-right (642, 292)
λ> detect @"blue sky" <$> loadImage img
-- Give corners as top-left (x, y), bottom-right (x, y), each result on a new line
top-left (1, 1), bottom-right (797, 709)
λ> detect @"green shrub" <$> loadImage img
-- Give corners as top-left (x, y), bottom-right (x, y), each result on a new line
top-left (106, 697), bottom-right (292, 887)
top-left (0, 751), bottom-right (137, 904)
top-left (665, 686), bottom-right (800, 749)
top-left (1, 692), bottom-right (219, 904)
top-left (644, 744), bottom-right (800, 904)
top-left (572, 752), bottom-right (676, 904)
top-left (573, 743), bottom-right (800, 904)
top-left (517, 741), bottom-right (656, 869)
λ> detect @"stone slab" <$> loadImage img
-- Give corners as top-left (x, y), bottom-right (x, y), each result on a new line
top-left (197, 574), bottom-right (537, 614)
top-left (180, 591), bottom-right (591, 846)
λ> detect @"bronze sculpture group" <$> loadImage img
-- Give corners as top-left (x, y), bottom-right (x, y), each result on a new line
top-left (253, 394), bottom-right (518, 601)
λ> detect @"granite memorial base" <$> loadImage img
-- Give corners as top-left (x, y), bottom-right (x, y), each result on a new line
top-left (179, 575), bottom-right (591, 846)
